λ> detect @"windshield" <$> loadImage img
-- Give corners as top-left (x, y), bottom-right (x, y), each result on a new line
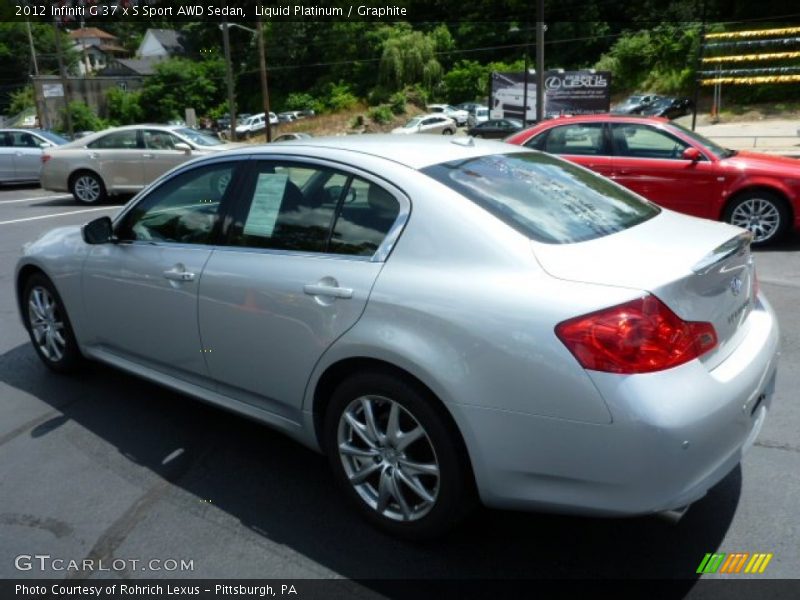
top-left (174, 128), bottom-right (224, 146)
top-left (669, 122), bottom-right (733, 158)
top-left (422, 152), bottom-right (660, 244)
top-left (36, 130), bottom-right (69, 145)
top-left (404, 118), bottom-right (422, 128)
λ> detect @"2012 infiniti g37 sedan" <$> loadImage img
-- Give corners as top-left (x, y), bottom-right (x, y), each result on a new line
top-left (16, 136), bottom-right (779, 538)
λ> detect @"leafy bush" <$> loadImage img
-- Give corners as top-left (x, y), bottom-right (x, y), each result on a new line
top-left (285, 92), bottom-right (316, 111)
top-left (389, 91), bottom-right (406, 115)
top-left (367, 86), bottom-right (391, 106)
top-left (8, 85), bottom-right (34, 116)
top-left (61, 101), bottom-right (106, 132)
top-left (350, 115), bottom-right (365, 128)
top-left (368, 105), bottom-right (393, 124)
top-left (323, 81), bottom-right (358, 112)
top-left (443, 60), bottom-right (486, 105)
top-left (105, 87), bottom-right (143, 125)
top-left (403, 84), bottom-right (428, 109)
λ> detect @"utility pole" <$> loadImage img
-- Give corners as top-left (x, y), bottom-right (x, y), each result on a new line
top-left (26, 20), bottom-right (47, 129)
top-left (53, 18), bottom-right (73, 137)
top-left (691, 0), bottom-right (708, 131)
top-left (522, 28), bottom-right (529, 128)
top-left (256, 19), bottom-right (272, 142)
top-left (221, 20), bottom-right (236, 141)
top-left (535, 0), bottom-right (545, 123)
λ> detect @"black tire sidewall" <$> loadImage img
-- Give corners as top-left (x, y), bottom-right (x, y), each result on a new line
top-left (22, 274), bottom-right (83, 374)
top-left (323, 370), bottom-right (471, 539)
top-left (724, 191), bottom-right (789, 246)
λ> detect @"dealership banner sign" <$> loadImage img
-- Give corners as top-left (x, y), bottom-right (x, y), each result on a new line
top-left (491, 71), bottom-right (611, 121)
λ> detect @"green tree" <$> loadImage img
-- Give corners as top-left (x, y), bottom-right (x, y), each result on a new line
top-left (139, 57), bottom-right (225, 122)
top-left (378, 27), bottom-right (448, 93)
top-left (105, 87), bottom-right (144, 125)
top-left (8, 85), bottom-right (34, 116)
top-left (61, 101), bottom-right (106, 133)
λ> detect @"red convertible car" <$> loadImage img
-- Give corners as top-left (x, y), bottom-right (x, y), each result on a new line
top-left (506, 115), bottom-right (800, 244)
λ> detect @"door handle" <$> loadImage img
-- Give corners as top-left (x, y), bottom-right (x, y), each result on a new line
top-left (163, 268), bottom-right (195, 282)
top-left (303, 283), bottom-right (353, 299)
top-left (142, 153), bottom-right (154, 159)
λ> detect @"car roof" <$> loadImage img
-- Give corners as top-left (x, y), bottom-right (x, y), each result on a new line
top-left (217, 134), bottom-right (527, 170)
top-left (541, 114), bottom-right (670, 124)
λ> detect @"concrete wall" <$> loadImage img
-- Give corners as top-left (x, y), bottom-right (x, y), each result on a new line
top-left (32, 76), bottom-right (144, 131)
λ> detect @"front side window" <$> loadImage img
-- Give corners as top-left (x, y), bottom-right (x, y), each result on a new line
top-left (611, 123), bottom-right (690, 160)
top-left (117, 162), bottom-right (234, 244)
top-left (232, 162), bottom-right (400, 257)
top-left (142, 129), bottom-right (182, 150)
top-left (8, 132), bottom-right (41, 148)
top-left (88, 130), bottom-right (139, 150)
top-left (422, 152), bottom-right (659, 244)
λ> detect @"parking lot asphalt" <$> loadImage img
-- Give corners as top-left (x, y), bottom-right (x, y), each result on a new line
top-left (0, 185), bottom-right (798, 590)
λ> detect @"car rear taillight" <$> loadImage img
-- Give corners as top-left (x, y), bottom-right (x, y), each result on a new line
top-left (555, 295), bottom-right (717, 374)
top-left (41, 154), bottom-right (51, 164)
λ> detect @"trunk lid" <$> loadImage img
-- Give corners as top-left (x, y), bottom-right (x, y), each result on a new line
top-left (533, 210), bottom-right (756, 370)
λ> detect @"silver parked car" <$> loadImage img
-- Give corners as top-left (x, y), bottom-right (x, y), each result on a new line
top-left (0, 129), bottom-right (68, 185)
top-left (40, 125), bottom-right (241, 204)
top-left (16, 136), bottom-right (779, 538)
top-left (391, 114), bottom-right (456, 135)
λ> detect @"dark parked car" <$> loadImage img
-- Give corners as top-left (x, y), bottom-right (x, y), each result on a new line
top-left (611, 94), bottom-right (660, 115)
top-left (467, 118), bottom-right (524, 139)
top-left (639, 97), bottom-right (693, 119)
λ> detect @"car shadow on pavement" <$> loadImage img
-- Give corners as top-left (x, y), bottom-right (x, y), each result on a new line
top-left (0, 343), bottom-right (739, 596)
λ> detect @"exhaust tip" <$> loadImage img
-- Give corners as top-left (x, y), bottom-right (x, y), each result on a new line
top-left (656, 505), bottom-right (691, 524)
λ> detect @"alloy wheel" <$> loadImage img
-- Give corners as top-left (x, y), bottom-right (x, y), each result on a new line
top-left (730, 198), bottom-right (780, 243)
top-left (74, 175), bottom-right (101, 203)
top-left (337, 395), bottom-right (440, 522)
top-left (27, 286), bottom-right (67, 362)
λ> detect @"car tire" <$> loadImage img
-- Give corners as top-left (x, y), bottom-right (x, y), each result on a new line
top-left (70, 171), bottom-right (106, 204)
top-left (21, 273), bottom-right (84, 374)
top-left (323, 370), bottom-right (473, 539)
top-left (442, 129), bottom-right (455, 136)
top-left (724, 190), bottom-right (790, 246)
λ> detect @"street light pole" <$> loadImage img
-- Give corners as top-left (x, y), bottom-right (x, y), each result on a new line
top-left (535, 0), bottom-right (545, 123)
top-left (221, 20), bottom-right (236, 141)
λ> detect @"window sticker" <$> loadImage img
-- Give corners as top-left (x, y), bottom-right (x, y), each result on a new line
top-left (243, 172), bottom-right (289, 238)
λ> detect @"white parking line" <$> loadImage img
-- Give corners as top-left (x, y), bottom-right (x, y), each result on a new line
top-left (0, 207), bottom-right (114, 226)
top-left (0, 194), bottom-right (73, 205)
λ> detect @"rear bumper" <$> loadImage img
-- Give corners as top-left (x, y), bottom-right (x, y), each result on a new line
top-left (450, 294), bottom-right (779, 516)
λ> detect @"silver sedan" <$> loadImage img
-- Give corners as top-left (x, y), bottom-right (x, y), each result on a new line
top-left (15, 136), bottom-right (779, 538)
top-left (39, 124), bottom-right (241, 204)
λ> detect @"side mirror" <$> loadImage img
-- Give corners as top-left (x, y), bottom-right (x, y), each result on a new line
top-left (174, 142), bottom-right (191, 154)
top-left (682, 147), bottom-right (701, 162)
top-left (38, 142), bottom-right (51, 149)
top-left (82, 216), bottom-right (114, 244)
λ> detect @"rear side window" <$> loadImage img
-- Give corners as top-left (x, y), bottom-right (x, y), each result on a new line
top-left (422, 152), bottom-right (659, 244)
top-left (88, 130), bottom-right (139, 149)
top-left (231, 161), bottom-right (400, 257)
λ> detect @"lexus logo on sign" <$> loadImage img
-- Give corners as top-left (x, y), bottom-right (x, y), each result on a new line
top-left (545, 76), bottom-right (562, 90)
